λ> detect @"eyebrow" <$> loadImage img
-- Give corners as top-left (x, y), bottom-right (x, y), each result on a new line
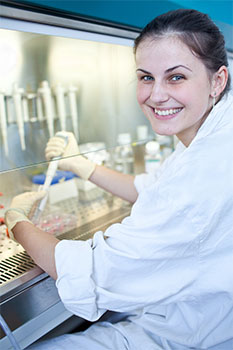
top-left (165, 65), bottom-right (192, 73)
top-left (136, 65), bottom-right (192, 74)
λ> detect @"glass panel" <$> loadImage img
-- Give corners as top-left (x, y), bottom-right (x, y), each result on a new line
top-left (0, 27), bottom-right (175, 249)
top-left (0, 27), bottom-right (157, 174)
top-left (0, 156), bottom-right (132, 289)
top-left (0, 24), bottom-right (174, 292)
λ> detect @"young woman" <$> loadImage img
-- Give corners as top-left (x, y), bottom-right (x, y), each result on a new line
top-left (5, 9), bottom-right (233, 350)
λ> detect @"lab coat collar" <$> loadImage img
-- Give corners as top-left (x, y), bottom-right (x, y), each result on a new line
top-left (175, 92), bottom-right (233, 151)
top-left (194, 92), bottom-right (233, 141)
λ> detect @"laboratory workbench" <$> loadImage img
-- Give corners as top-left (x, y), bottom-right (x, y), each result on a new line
top-left (0, 188), bottom-right (131, 349)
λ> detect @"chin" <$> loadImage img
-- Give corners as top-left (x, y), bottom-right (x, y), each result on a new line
top-left (151, 125), bottom-right (176, 137)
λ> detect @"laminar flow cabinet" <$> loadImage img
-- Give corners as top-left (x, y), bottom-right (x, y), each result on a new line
top-left (1, 2), bottom-right (231, 349)
top-left (0, 2), bottom-right (151, 349)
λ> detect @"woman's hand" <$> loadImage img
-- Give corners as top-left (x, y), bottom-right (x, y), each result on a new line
top-left (4, 191), bottom-right (46, 240)
top-left (45, 132), bottom-right (96, 180)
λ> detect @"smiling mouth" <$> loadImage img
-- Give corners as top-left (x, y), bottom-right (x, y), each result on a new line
top-left (154, 108), bottom-right (183, 116)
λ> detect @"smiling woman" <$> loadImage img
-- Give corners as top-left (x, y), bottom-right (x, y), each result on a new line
top-left (134, 10), bottom-right (229, 146)
top-left (4, 8), bottom-right (233, 350)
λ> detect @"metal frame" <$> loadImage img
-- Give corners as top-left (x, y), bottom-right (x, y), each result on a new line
top-left (0, 1), bottom-right (141, 40)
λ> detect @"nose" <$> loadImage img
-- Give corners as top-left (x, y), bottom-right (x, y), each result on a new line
top-left (150, 81), bottom-right (169, 104)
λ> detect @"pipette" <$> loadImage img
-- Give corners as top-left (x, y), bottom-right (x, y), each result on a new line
top-left (6, 95), bottom-right (15, 124)
top-left (32, 131), bottom-right (69, 222)
top-left (68, 85), bottom-right (79, 140)
top-left (22, 93), bottom-right (29, 122)
top-left (39, 81), bottom-right (54, 138)
top-left (0, 90), bottom-right (9, 156)
top-left (12, 83), bottom-right (26, 150)
top-left (54, 83), bottom-right (66, 131)
top-left (36, 92), bottom-right (44, 122)
top-left (27, 93), bottom-right (37, 123)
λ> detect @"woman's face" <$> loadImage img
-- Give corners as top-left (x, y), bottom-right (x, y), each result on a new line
top-left (135, 36), bottom-right (214, 146)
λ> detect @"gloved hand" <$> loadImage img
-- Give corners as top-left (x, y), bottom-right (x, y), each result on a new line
top-left (45, 132), bottom-right (96, 180)
top-left (4, 191), bottom-right (46, 240)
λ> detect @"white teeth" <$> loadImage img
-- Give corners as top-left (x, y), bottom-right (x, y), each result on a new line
top-left (154, 108), bottom-right (182, 116)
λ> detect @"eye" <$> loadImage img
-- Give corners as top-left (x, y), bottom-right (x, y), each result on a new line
top-left (170, 75), bottom-right (184, 82)
top-left (140, 75), bottom-right (154, 82)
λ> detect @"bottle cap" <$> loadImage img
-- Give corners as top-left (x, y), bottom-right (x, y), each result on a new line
top-left (137, 125), bottom-right (148, 140)
top-left (145, 141), bottom-right (160, 156)
top-left (117, 133), bottom-right (131, 145)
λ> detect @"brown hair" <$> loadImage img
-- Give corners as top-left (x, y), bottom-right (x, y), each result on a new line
top-left (134, 9), bottom-right (231, 97)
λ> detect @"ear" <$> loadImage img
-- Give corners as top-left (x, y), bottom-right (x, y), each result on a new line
top-left (211, 65), bottom-right (228, 98)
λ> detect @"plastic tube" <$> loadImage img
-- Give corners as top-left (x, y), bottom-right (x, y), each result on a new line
top-left (0, 90), bottom-right (9, 156)
top-left (12, 83), bottom-right (26, 151)
top-left (68, 85), bottom-right (79, 140)
top-left (0, 314), bottom-right (21, 350)
top-left (54, 83), bottom-right (66, 131)
top-left (39, 81), bottom-right (54, 138)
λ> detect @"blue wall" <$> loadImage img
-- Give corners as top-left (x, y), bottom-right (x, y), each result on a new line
top-left (175, 1), bottom-right (233, 26)
top-left (9, 0), bottom-right (233, 49)
top-left (16, 0), bottom-right (233, 27)
top-left (16, 1), bottom-right (179, 28)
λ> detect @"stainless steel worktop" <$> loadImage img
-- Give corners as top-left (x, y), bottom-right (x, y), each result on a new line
top-left (0, 187), bottom-right (131, 349)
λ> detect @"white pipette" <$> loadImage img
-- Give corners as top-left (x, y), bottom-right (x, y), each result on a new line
top-left (12, 83), bottom-right (26, 150)
top-left (68, 85), bottom-right (79, 140)
top-left (0, 90), bottom-right (9, 156)
top-left (22, 94), bottom-right (29, 122)
top-left (6, 94), bottom-right (15, 124)
top-left (32, 131), bottom-right (69, 222)
top-left (54, 83), bottom-right (66, 131)
top-left (39, 81), bottom-right (54, 138)
top-left (36, 93), bottom-right (44, 122)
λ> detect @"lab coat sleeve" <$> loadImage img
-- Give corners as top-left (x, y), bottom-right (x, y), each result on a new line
top-left (55, 184), bottom-right (199, 322)
top-left (55, 239), bottom-right (105, 321)
top-left (134, 141), bottom-right (186, 193)
top-left (134, 172), bottom-right (159, 193)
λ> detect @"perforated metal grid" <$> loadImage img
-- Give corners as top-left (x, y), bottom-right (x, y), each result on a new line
top-left (0, 251), bottom-right (36, 285)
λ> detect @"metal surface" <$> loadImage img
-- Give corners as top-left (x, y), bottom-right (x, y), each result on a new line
top-left (0, 188), bottom-right (131, 302)
top-left (0, 188), bottom-right (131, 347)
top-left (0, 5), bottom-right (137, 346)
top-left (0, 22), bottom-right (149, 173)
top-left (0, 250), bottom-right (38, 289)
top-left (0, 3), bottom-right (140, 40)
top-left (0, 278), bottom-right (73, 349)
top-left (0, 187), bottom-right (131, 298)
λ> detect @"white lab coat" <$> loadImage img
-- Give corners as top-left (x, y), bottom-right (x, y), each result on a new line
top-left (29, 93), bottom-right (233, 350)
